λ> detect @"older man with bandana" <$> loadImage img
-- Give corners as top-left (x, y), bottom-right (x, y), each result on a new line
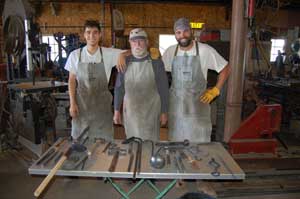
top-left (113, 28), bottom-right (169, 141)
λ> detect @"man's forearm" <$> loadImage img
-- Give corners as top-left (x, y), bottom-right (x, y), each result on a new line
top-left (68, 73), bottom-right (77, 105)
top-left (215, 64), bottom-right (231, 90)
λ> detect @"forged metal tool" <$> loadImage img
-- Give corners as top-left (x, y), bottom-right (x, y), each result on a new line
top-left (156, 139), bottom-right (189, 147)
top-left (108, 146), bottom-right (126, 156)
top-left (182, 149), bottom-right (200, 170)
top-left (36, 148), bottom-right (55, 165)
top-left (88, 138), bottom-right (105, 157)
top-left (179, 150), bottom-right (188, 160)
top-left (102, 141), bottom-right (112, 153)
top-left (146, 139), bottom-right (165, 169)
top-left (34, 143), bottom-right (84, 197)
top-left (208, 158), bottom-right (221, 177)
top-left (122, 137), bottom-right (143, 179)
top-left (127, 142), bottom-right (134, 172)
top-left (175, 151), bottom-right (186, 173)
top-left (108, 150), bottom-right (120, 172)
top-left (72, 153), bottom-right (88, 170)
top-left (215, 154), bottom-right (236, 179)
top-left (36, 137), bottom-right (67, 165)
top-left (42, 150), bottom-right (59, 166)
top-left (172, 150), bottom-right (180, 173)
top-left (42, 138), bottom-right (68, 166)
top-left (34, 128), bottom-right (89, 197)
top-left (188, 145), bottom-right (209, 161)
top-left (54, 151), bottom-right (63, 163)
top-left (150, 146), bottom-right (165, 169)
top-left (135, 138), bottom-right (143, 178)
top-left (165, 149), bottom-right (171, 165)
top-left (76, 126), bottom-right (90, 142)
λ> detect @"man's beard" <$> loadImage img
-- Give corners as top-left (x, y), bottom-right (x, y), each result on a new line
top-left (177, 37), bottom-right (192, 47)
top-left (132, 47), bottom-right (148, 58)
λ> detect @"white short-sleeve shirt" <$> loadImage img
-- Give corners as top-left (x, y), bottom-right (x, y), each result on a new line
top-left (64, 46), bottom-right (123, 81)
top-left (162, 41), bottom-right (228, 80)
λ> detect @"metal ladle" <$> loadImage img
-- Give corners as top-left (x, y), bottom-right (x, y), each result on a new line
top-left (144, 140), bottom-right (165, 169)
top-left (150, 145), bottom-right (165, 169)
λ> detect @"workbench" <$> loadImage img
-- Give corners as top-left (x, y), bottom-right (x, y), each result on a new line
top-left (8, 81), bottom-right (69, 155)
top-left (29, 138), bottom-right (245, 198)
top-left (258, 78), bottom-right (300, 128)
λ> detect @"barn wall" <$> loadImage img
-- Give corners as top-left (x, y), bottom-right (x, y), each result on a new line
top-left (36, 2), bottom-right (231, 48)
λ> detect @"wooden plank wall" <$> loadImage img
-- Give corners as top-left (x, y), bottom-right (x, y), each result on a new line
top-left (256, 8), bottom-right (300, 30)
top-left (0, 18), bottom-right (3, 63)
top-left (36, 2), bottom-right (231, 48)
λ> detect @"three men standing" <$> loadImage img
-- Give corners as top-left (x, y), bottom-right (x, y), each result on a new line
top-left (66, 18), bottom-right (230, 143)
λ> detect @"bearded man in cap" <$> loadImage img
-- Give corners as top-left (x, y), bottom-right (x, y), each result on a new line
top-left (113, 28), bottom-right (169, 140)
top-left (162, 18), bottom-right (231, 143)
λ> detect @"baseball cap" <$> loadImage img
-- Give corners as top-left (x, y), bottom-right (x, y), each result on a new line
top-left (129, 28), bottom-right (148, 40)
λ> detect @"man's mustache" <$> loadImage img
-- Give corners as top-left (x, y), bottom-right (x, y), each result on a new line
top-left (133, 47), bottom-right (144, 51)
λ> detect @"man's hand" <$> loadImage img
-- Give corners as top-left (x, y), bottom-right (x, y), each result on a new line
top-left (116, 50), bottom-right (131, 73)
top-left (116, 53), bottom-right (126, 73)
top-left (150, 47), bottom-right (161, 59)
top-left (160, 113), bottom-right (168, 127)
top-left (69, 102), bottom-right (79, 118)
top-left (200, 86), bottom-right (220, 104)
top-left (113, 110), bottom-right (122, 124)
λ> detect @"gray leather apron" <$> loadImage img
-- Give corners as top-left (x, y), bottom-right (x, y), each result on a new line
top-left (123, 57), bottom-right (161, 141)
top-left (169, 42), bottom-right (212, 142)
top-left (71, 47), bottom-right (113, 141)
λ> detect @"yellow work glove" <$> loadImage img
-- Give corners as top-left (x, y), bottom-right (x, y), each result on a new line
top-left (200, 87), bottom-right (220, 104)
top-left (150, 47), bottom-right (161, 59)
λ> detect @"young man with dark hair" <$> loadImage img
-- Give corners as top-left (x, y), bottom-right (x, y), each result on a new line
top-left (65, 19), bottom-right (124, 140)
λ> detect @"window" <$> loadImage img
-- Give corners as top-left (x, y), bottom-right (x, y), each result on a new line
top-left (270, 39), bottom-right (285, 62)
top-left (159, 34), bottom-right (177, 55)
top-left (42, 35), bottom-right (67, 61)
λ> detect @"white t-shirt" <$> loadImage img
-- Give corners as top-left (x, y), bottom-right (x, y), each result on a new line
top-left (162, 41), bottom-right (228, 80)
top-left (64, 46), bottom-right (123, 81)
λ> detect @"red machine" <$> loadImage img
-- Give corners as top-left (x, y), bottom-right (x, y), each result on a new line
top-left (229, 104), bottom-right (282, 155)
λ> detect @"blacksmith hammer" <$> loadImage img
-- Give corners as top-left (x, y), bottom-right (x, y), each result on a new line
top-left (34, 129), bottom-right (88, 197)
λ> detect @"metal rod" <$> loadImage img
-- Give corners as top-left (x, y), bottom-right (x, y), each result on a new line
top-left (127, 142), bottom-right (134, 172)
top-left (108, 150), bottom-right (119, 172)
